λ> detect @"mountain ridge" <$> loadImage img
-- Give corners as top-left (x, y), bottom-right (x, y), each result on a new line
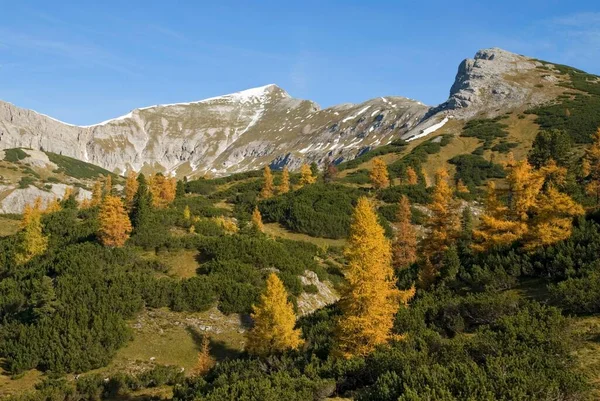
top-left (0, 47), bottom-right (574, 178)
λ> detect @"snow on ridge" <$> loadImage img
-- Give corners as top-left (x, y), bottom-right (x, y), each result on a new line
top-left (342, 106), bottom-right (371, 123)
top-left (407, 117), bottom-right (450, 142)
top-left (81, 111), bottom-right (134, 128)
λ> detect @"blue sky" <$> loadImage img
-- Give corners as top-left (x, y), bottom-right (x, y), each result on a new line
top-left (1, 1), bottom-right (599, 125)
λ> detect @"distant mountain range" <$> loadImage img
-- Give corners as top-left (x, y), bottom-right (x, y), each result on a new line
top-left (0, 48), bottom-right (561, 177)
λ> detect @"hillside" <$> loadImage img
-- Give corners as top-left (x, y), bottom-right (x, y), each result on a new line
top-left (2, 48), bottom-right (600, 400)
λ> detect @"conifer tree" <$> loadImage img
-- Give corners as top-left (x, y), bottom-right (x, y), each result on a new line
top-left (417, 257), bottom-right (437, 289)
top-left (124, 171), bottom-right (139, 209)
top-left (506, 159), bottom-right (544, 221)
top-left (131, 174), bottom-right (152, 230)
top-left (525, 186), bottom-right (584, 249)
top-left (193, 335), bottom-right (215, 376)
top-left (260, 166), bottom-right (274, 199)
top-left (299, 164), bottom-right (316, 187)
top-left (61, 187), bottom-right (78, 209)
top-left (103, 175), bottom-right (113, 197)
top-left (246, 273), bottom-right (303, 356)
top-left (584, 128), bottom-right (600, 205)
top-left (183, 205), bottom-right (191, 221)
top-left (406, 166), bottom-right (418, 185)
top-left (15, 199), bottom-right (49, 264)
top-left (472, 181), bottom-right (527, 252)
top-left (456, 179), bottom-right (470, 194)
top-left (422, 168), bottom-right (459, 263)
top-left (336, 197), bottom-right (408, 358)
top-left (176, 180), bottom-right (186, 199)
top-left (392, 195), bottom-right (417, 271)
top-left (149, 173), bottom-right (176, 208)
top-left (279, 167), bottom-right (290, 194)
top-left (251, 206), bottom-right (264, 232)
top-left (90, 179), bottom-right (103, 207)
top-left (44, 197), bottom-right (62, 214)
top-left (98, 195), bottom-right (132, 247)
top-left (369, 157), bottom-right (390, 189)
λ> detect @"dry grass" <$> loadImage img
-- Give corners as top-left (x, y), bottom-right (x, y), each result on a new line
top-left (264, 222), bottom-right (346, 248)
top-left (0, 366), bottom-right (42, 397)
top-left (0, 216), bottom-right (20, 237)
top-left (139, 249), bottom-right (200, 279)
top-left (101, 307), bottom-right (246, 377)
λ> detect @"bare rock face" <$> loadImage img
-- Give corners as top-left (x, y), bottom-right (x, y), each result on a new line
top-left (432, 48), bottom-right (554, 119)
top-left (0, 85), bottom-right (429, 177)
top-left (0, 48), bottom-right (566, 178)
top-left (296, 270), bottom-right (339, 316)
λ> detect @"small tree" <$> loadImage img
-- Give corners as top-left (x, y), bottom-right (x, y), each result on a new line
top-left (392, 196), bottom-right (417, 271)
top-left (260, 166), bottom-right (274, 199)
top-left (246, 273), bottom-right (303, 356)
top-left (98, 195), bottom-right (132, 247)
top-left (369, 157), bottom-right (390, 189)
top-left (90, 180), bottom-right (103, 207)
top-left (124, 171), bottom-right (139, 209)
top-left (251, 206), bottom-right (264, 232)
top-left (149, 173), bottom-right (177, 208)
top-left (299, 164), bottom-right (316, 187)
top-left (15, 199), bottom-right (48, 264)
top-left (406, 166), bottom-right (418, 185)
top-left (279, 167), bottom-right (290, 194)
top-left (193, 336), bottom-right (215, 376)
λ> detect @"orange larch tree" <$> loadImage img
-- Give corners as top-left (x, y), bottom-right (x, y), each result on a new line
top-left (369, 157), bottom-right (390, 189)
top-left (98, 195), bottom-right (132, 247)
top-left (392, 195), bottom-right (417, 271)
top-left (279, 166), bottom-right (291, 194)
top-left (299, 164), bottom-right (317, 187)
top-left (260, 166), bottom-right (274, 199)
top-left (251, 206), bottom-right (264, 232)
top-left (406, 166), bottom-right (418, 185)
top-left (149, 173), bottom-right (177, 208)
top-left (124, 171), bottom-right (139, 209)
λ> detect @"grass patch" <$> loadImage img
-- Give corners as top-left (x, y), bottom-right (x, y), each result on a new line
top-left (0, 217), bottom-right (20, 237)
top-left (263, 223), bottom-right (346, 249)
top-left (141, 249), bottom-right (200, 279)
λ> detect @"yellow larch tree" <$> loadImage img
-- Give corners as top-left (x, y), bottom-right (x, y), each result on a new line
top-left (149, 173), bottom-right (177, 208)
top-left (422, 168), bottom-right (460, 262)
top-left (278, 167), bottom-right (290, 194)
top-left (406, 166), bottom-right (418, 185)
top-left (260, 166), bottom-right (274, 199)
top-left (392, 195), bottom-right (417, 271)
top-left (15, 198), bottom-right (49, 264)
top-left (103, 175), bottom-right (113, 197)
top-left (193, 335), bottom-right (216, 376)
top-left (506, 159), bottom-right (544, 221)
top-left (298, 164), bottom-right (316, 187)
top-left (472, 181), bottom-right (527, 252)
top-left (369, 157), bottom-right (390, 189)
top-left (98, 195), bottom-right (132, 247)
top-left (456, 179), bottom-right (470, 194)
top-left (525, 186), bottom-right (584, 249)
top-left (336, 197), bottom-right (411, 358)
top-left (124, 171), bottom-right (139, 209)
top-left (246, 273), bottom-right (303, 356)
top-left (90, 179), bottom-right (103, 207)
top-left (251, 206), bottom-right (264, 232)
top-left (43, 198), bottom-right (62, 214)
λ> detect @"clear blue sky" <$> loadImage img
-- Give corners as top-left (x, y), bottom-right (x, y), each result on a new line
top-left (1, 1), bottom-right (599, 125)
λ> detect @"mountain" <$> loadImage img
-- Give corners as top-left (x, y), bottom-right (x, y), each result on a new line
top-left (0, 47), bottom-right (563, 178)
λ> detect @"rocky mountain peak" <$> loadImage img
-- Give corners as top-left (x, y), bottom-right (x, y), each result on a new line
top-left (434, 47), bottom-right (553, 118)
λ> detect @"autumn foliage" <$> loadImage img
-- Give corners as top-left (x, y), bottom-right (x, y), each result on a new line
top-left (260, 166), bottom-right (274, 199)
top-left (193, 336), bottom-right (216, 376)
top-left (251, 206), bottom-right (264, 232)
top-left (369, 157), bottom-right (390, 189)
top-left (392, 195), bottom-right (417, 271)
top-left (336, 197), bottom-right (411, 358)
top-left (246, 273), bottom-right (303, 356)
top-left (98, 195), bottom-right (132, 247)
top-left (124, 171), bottom-right (139, 209)
top-left (279, 167), bottom-right (290, 194)
top-left (15, 198), bottom-right (49, 264)
top-left (149, 173), bottom-right (177, 208)
top-left (299, 164), bottom-right (317, 187)
top-left (406, 166), bottom-right (418, 185)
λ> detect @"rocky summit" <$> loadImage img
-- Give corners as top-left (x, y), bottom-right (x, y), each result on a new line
top-left (0, 48), bottom-right (569, 178)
